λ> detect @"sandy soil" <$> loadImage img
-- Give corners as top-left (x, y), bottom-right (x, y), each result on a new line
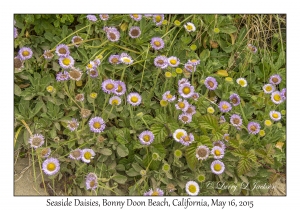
top-left (14, 157), bottom-right (286, 196)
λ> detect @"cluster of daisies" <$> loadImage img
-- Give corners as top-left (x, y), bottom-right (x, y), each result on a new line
top-left (14, 46), bottom-right (33, 70)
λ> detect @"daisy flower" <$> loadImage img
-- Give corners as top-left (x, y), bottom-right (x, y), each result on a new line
top-left (43, 50), bottom-right (54, 60)
top-left (162, 91), bottom-right (176, 102)
top-left (86, 61), bottom-right (96, 70)
top-left (69, 148), bottom-right (82, 160)
top-left (127, 92), bottom-right (142, 106)
top-left (173, 129), bottom-right (187, 142)
top-left (29, 134), bottom-right (44, 149)
top-left (40, 148), bottom-right (51, 158)
top-left (154, 55), bottom-right (168, 69)
top-left (81, 148), bottom-right (95, 163)
top-left (185, 181), bottom-right (200, 196)
top-left (69, 68), bottom-right (83, 81)
top-left (188, 59), bottom-right (200, 66)
top-left (59, 56), bottom-right (74, 69)
top-left (105, 27), bottom-right (120, 42)
top-left (109, 96), bottom-right (122, 106)
top-left (99, 14), bottom-right (109, 21)
top-left (71, 36), bottom-right (83, 47)
top-left (18, 47), bottom-right (33, 60)
top-left (213, 140), bottom-right (226, 151)
top-left (86, 15), bottom-right (97, 22)
top-left (130, 14), bottom-right (142, 21)
top-left (195, 145), bottom-right (210, 160)
top-left (167, 56), bottom-right (180, 67)
top-left (236, 78), bottom-right (247, 87)
top-left (152, 14), bottom-right (164, 26)
top-left (178, 78), bottom-right (190, 86)
top-left (247, 44), bottom-right (257, 53)
top-left (178, 83), bottom-right (195, 98)
top-left (204, 77), bottom-right (218, 90)
top-left (14, 56), bottom-right (23, 69)
top-left (56, 71), bottom-right (69, 82)
top-left (219, 116), bottom-right (226, 124)
top-left (67, 118), bottom-right (79, 131)
top-left (223, 134), bottom-right (230, 141)
top-left (144, 188), bottom-right (164, 196)
top-left (218, 101), bottom-right (232, 113)
top-left (175, 99), bottom-right (189, 112)
top-left (75, 93), bottom-right (84, 102)
top-left (151, 37), bottom-right (165, 50)
top-left (120, 53), bottom-right (133, 65)
top-left (108, 54), bottom-right (121, 65)
top-left (184, 22), bottom-right (196, 32)
top-left (80, 108), bottom-right (91, 119)
top-left (271, 91), bottom-right (283, 104)
top-left (211, 160), bottom-right (225, 175)
top-left (87, 69), bottom-right (99, 78)
top-left (42, 158), bottom-right (60, 176)
top-left (129, 26), bottom-right (141, 38)
top-left (211, 146), bottom-right (225, 159)
top-left (207, 107), bottom-right (215, 114)
top-left (184, 62), bottom-right (195, 73)
top-left (247, 122), bottom-right (261, 135)
top-left (185, 104), bottom-right (197, 116)
top-left (263, 84), bottom-right (275, 94)
top-left (230, 114), bottom-right (243, 128)
top-left (86, 173), bottom-right (98, 190)
top-left (269, 74), bottom-right (282, 85)
top-left (269, 110), bottom-right (281, 121)
top-left (281, 88), bottom-right (286, 100)
top-left (89, 117), bottom-right (106, 133)
top-left (101, 79), bottom-right (117, 94)
top-left (229, 93), bottom-right (241, 106)
top-left (55, 44), bottom-right (70, 57)
top-left (138, 130), bottom-right (155, 145)
top-left (113, 80), bottom-right (127, 96)
top-left (179, 133), bottom-right (194, 146)
top-left (192, 93), bottom-right (200, 101)
top-left (178, 113), bottom-right (192, 124)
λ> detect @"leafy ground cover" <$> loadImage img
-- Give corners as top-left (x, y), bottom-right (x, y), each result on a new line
top-left (14, 14), bottom-right (286, 196)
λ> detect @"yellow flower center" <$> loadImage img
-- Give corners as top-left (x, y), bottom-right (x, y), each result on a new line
top-left (191, 59), bottom-right (197, 63)
top-left (272, 77), bottom-right (279, 83)
top-left (131, 96), bottom-right (138, 103)
top-left (151, 191), bottom-right (159, 196)
top-left (272, 113), bottom-right (279, 118)
top-left (84, 152), bottom-right (92, 160)
top-left (160, 100), bottom-right (168, 107)
top-left (111, 57), bottom-right (119, 64)
top-left (182, 116), bottom-right (189, 122)
top-left (250, 125), bottom-right (257, 131)
top-left (106, 83), bottom-right (114, 90)
top-left (214, 163), bottom-right (222, 171)
top-left (22, 50), bottom-right (30, 56)
top-left (93, 122), bottom-right (101, 129)
top-left (188, 185), bottom-right (197, 193)
top-left (178, 102), bottom-right (185, 108)
top-left (90, 180), bottom-right (96, 188)
top-left (143, 135), bottom-right (150, 142)
top-left (112, 99), bottom-right (119, 105)
top-left (170, 59), bottom-right (177, 65)
top-left (47, 163), bottom-right (56, 171)
top-left (225, 136), bottom-right (230, 141)
top-left (122, 58), bottom-right (131, 63)
top-left (274, 94), bottom-right (281, 101)
top-left (259, 130), bottom-right (265, 137)
top-left (222, 104), bottom-right (228, 110)
top-left (207, 107), bottom-right (214, 114)
top-left (214, 150), bottom-right (221, 156)
top-left (176, 132), bottom-right (184, 140)
top-left (132, 14), bottom-right (139, 19)
top-left (154, 41), bottom-right (161, 47)
top-left (62, 58), bottom-right (71, 65)
top-left (186, 24), bottom-right (193, 31)
top-left (155, 15), bottom-right (161, 22)
top-left (266, 85), bottom-right (272, 91)
top-left (183, 135), bottom-right (190, 142)
top-left (166, 94), bottom-right (173, 99)
top-left (87, 64), bottom-right (93, 68)
top-left (239, 80), bottom-right (245, 86)
top-left (116, 85), bottom-right (123, 92)
top-left (265, 120), bottom-right (272, 126)
top-left (183, 87), bottom-right (191, 94)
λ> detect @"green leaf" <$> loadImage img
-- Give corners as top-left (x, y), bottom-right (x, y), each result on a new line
top-left (116, 164), bottom-right (125, 171)
top-left (14, 84), bottom-right (22, 96)
top-left (199, 114), bottom-right (218, 130)
top-left (132, 163), bottom-right (143, 172)
top-left (112, 174), bottom-right (127, 184)
top-left (99, 148), bottom-right (112, 156)
top-left (115, 128), bottom-right (129, 144)
top-left (219, 25), bottom-right (237, 34)
top-left (200, 49), bottom-right (210, 61)
top-left (116, 144), bottom-right (129, 157)
top-left (29, 101), bottom-right (44, 118)
top-left (126, 168), bottom-right (140, 177)
top-left (151, 123), bottom-right (168, 143)
top-left (237, 157), bottom-right (252, 175)
top-left (185, 143), bottom-right (198, 171)
top-left (195, 135), bottom-right (212, 147)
